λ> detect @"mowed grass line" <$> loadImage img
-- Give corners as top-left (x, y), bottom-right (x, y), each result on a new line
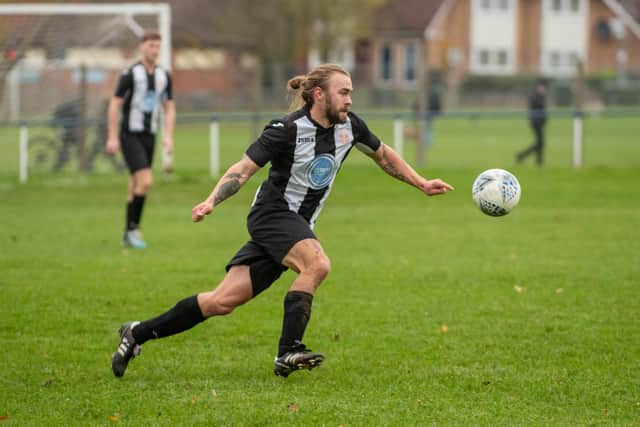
top-left (1, 162), bottom-right (639, 425)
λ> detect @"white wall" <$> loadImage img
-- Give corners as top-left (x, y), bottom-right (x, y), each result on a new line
top-left (540, 0), bottom-right (589, 76)
top-left (469, 0), bottom-right (519, 75)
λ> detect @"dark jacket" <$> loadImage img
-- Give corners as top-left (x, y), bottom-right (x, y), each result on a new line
top-left (528, 90), bottom-right (547, 122)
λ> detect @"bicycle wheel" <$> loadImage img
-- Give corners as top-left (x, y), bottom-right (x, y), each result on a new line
top-left (86, 137), bottom-right (126, 173)
top-left (28, 136), bottom-right (62, 173)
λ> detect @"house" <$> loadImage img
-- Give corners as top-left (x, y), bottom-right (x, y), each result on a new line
top-left (360, 0), bottom-right (640, 89)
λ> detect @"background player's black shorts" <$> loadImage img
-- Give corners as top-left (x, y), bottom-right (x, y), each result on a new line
top-left (120, 131), bottom-right (155, 173)
top-left (226, 208), bottom-right (317, 296)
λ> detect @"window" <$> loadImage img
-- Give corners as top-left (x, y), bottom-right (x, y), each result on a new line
top-left (379, 44), bottom-right (392, 81)
top-left (478, 0), bottom-right (510, 11)
top-left (404, 43), bottom-right (416, 81)
top-left (472, 47), bottom-right (513, 74)
top-left (479, 50), bottom-right (490, 65)
top-left (570, 0), bottom-right (580, 12)
top-left (497, 50), bottom-right (507, 65)
top-left (550, 51), bottom-right (561, 67)
top-left (549, 0), bottom-right (582, 13)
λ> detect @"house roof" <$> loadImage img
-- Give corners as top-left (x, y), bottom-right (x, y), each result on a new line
top-left (374, 0), bottom-right (446, 38)
top-left (604, 0), bottom-right (640, 38)
top-left (618, 0), bottom-right (640, 19)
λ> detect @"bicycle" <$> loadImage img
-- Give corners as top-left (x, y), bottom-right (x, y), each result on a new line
top-left (28, 126), bottom-right (126, 173)
top-left (28, 100), bottom-right (125, 173)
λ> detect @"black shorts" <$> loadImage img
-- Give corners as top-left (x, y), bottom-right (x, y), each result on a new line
top-left (226, 208), bottom-right (317, 296)
top-left (120, 132), bottom-right (155, 173)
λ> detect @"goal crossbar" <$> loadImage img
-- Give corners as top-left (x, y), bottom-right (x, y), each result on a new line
top-left (0, 3), bottom-right (172, 69)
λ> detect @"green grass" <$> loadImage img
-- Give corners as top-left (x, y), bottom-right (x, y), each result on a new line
top-left (1, 116), bottom-right (639, 425)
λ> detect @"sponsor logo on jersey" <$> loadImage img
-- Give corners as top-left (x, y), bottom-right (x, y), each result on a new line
top-left (271, 122), bottom-right (284, 128)
top-left (297, 136), bottom-right (316, 145)
top-left (143, 91), bottom-right (157, 112)
top-left (305, 154), bottom-right (337, 189)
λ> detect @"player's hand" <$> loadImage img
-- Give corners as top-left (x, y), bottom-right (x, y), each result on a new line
top-left (419, 178), bottom-right (454, 196)
top-left (192, 200), bottom-right (214, 222)
top-left (105, 137), bottom-right (120, 155)
top-left (163, 136), bottom-right (174, 155)
top-left (162, 137), bottom-right (174, 174)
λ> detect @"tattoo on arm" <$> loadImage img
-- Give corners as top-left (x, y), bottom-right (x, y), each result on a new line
top-left (213, 173), bottom-right (242, 206)
top-left (380, 160), bottom-right (409, 183)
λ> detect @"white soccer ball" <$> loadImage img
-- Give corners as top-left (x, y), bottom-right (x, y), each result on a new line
top-left (472, 168), bottom-right (521, 216)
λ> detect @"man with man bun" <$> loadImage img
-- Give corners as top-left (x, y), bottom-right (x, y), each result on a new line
top-left (111, 63), bottom-right (453, 378)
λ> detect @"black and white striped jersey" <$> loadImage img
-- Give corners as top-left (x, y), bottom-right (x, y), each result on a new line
top-left (114, 62), bottom-right (172, 135)
top-left (246, 107), bottom-right (381, 229)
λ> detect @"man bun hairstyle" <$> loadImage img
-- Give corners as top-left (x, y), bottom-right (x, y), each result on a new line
top-left (287, 63), bottom-right (350, 112)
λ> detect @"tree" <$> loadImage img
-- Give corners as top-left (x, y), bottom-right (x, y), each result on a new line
top-left (207, 0), bottom-right (386, 81)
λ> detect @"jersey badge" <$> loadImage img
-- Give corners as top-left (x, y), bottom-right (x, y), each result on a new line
top-left (305, 154), bottom-right (337, 189)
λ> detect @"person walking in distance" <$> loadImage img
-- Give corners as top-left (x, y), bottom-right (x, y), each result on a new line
top-left (106, 30), bottom-right (175, 248)
top-left (111, 63), bottom-right (454, 378)
top-left (517, 80), bottom-right (548, 166)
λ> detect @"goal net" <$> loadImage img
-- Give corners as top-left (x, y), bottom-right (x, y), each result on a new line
top-left (1, 3), bottom-right (170, 121)
top-left (0, 3), bottom-right (170, 174)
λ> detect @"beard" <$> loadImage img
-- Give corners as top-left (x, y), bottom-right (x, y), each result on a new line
top-left (325, 96), bottom-right (347, 125)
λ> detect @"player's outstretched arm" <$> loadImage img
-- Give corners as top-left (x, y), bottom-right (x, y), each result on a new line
top-left (367, 143), bottom-right (454, 196)
top-left (192, 155), bottom-right (261, 222)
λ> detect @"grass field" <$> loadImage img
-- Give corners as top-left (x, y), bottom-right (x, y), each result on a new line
top-left (1, 115), bottom-right (639, 425)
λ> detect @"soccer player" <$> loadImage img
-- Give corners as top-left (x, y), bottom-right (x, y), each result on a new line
top-left (106, 30), bottom-right (175, 249)
top-left (111, 63), bottom-right (453, 378)
top-left (516, 80), bottom-right (547, 166)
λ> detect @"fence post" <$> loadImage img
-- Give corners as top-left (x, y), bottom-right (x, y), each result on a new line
top-left (572, 113), bottom-right (583, 168)
top-left (393, 118), bottom-right (404, 159)
top-left (19, 125), bottom-right (28, 183)
top-left (210, 119), bottom-right (219, 178)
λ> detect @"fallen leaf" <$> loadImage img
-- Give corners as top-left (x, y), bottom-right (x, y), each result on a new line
top-left (211, 389), bottom-right (217, 398)
top-left (440, 324), bottom-right (449, 334)
top-left (332, 333), bottom-right (340, 342)
top-left (602, 408), bottom-right (609, 415)
top-left (555, 288), bottom-right (564, 294)
top-left (191, 394), bottom-right (201, 404)
top-left (0, 414), bottom-right (9, 421)
top-left (287, 403), bottom-right (299, 412)
top-left (107, 414), bottom-right (120, 422)
top-left (514, 285), bottom-right (526, 293)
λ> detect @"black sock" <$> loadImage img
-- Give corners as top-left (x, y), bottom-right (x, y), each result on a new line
top-left (130, 194), bottom-right (146, 229)
top-left (132, 295), bottom-right (205, 345)
top-left (126, 200), bottom-right (135, 231)
top-left (278, 291), bottom-right (313, 356)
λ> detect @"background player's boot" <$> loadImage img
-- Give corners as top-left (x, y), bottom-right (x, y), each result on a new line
top-left (123, 230), bottom-right (147, 249)
top-left (112, 321), bottom-right (142, 377)
top-left (274, 341), bottom-right (324, 378)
